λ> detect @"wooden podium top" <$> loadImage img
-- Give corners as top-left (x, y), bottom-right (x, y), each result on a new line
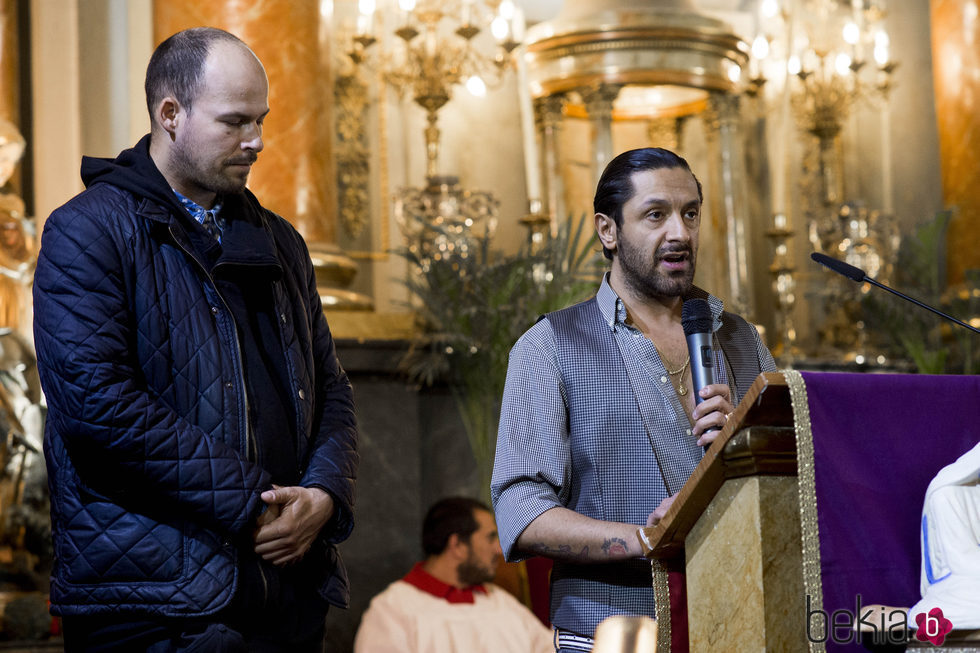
top-left (637, 372), bottom-right (796, 559)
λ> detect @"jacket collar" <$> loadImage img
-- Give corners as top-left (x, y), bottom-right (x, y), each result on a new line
top-left (136, 187), bottom-right (282, 281)
top-left (211, 192), bottom-right (282, 280)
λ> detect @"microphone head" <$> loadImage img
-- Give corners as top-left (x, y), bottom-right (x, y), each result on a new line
top-left (682, 298), bottom-right (713, 336)
top-left (810, 252), bottom-right (867, 282)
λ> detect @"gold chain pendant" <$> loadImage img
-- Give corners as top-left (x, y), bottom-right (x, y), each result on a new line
top-left (657, 345), bottom-right (690, 397)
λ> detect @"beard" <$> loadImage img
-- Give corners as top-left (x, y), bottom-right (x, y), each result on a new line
top-left (617, 231), bottom-right (696, 300)
top-left (171, 141), bottom-right (255, 198)
top-left (457, 553), bottom-right (496, 586)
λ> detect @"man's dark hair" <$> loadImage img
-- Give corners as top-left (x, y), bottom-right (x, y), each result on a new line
top-left (422, 497), bottom-right (490, 557)
top-left (144, 27), bottom-right (246, 119)
top-left (593, 147), bottom-right (703, 260)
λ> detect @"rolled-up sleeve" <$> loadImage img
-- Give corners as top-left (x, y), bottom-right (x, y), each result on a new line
top-left (491, 319), bottom-right (569, 560)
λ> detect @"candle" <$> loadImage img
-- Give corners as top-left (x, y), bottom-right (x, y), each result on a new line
top-left (772, 11), bottom-right (796, 216)
top-left (399, 0), bottom-right (416, 27)
top-left (881, 102), bottom-right (893, 214)
top-left (357, 0), bottom-right (375, 36)
top-left (516, 51), bottom-right (542, 206)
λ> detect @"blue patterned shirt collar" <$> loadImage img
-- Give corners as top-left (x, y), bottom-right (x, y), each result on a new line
top-left (172, 189), bottom-right (225, 230)
top-left (595, 271), bottom-right (725, 333)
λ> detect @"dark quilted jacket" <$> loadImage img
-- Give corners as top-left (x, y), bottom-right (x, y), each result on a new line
top-left (33, 136), bottom-right (358, 617)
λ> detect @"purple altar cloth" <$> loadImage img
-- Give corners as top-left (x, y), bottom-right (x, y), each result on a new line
top-left (801, 371), bottom-right (980, 650)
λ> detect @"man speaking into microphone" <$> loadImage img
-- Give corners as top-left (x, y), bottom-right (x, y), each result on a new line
top-left (491, 148), bottom-right (776, 651)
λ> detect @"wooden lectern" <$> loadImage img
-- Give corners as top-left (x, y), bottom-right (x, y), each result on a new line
top-left (638, 372), bottom-right (805, 651)
top-left (635, 370), bottom-right (980, 653)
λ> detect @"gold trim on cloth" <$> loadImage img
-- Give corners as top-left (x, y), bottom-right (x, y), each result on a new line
top-left (651, 558), bottom-right (671, 653)
top-left (784, 369), bottom-right (825, 653)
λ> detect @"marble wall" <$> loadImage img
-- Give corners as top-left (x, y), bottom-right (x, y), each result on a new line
top-left (153, 0), bottom-right (337, 247)
top-left (931, 0), bottom-right (980, 284)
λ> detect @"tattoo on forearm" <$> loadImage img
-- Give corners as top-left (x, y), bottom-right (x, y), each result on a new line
top-left (528, 543), bottom-right (592, 561)
top-left (602, 537), bottom-right (629, 556)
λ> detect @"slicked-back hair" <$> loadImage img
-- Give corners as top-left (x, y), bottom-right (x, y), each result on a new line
top-left (144, 27), bottom-right (246, 119)
top-left (594, 147), bottom-right (703, 260)
top-left (422, 497), bottom-right (490, 557)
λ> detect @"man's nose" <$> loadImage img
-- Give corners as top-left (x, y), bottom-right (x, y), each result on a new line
top-left (242, 124), bottom-right (263, 153)
top-left (664, 212), bottom-right (691, 240)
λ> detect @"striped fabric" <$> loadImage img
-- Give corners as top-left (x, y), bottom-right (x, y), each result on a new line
top-left (555, 628), bottom-right (595, 652)
top-left (492, 274), bottom-right (776, 639)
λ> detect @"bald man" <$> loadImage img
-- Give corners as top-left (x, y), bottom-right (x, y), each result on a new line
top-left (34, 27), bottom-right (357, 651)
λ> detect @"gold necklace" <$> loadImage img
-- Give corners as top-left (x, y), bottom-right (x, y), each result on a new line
top-left (657, 349), bottom-right (690, 396)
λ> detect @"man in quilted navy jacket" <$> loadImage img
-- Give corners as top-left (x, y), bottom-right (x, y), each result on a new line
top-left (33, 27), bottom-right (358, 651)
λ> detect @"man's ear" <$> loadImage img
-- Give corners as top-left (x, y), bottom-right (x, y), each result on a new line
top-left (446, 533), bottom-right (469, 560)
top-left (595, 212), bottom-right (618, 255)
top-left (154, 97), bottom-right (182, 138)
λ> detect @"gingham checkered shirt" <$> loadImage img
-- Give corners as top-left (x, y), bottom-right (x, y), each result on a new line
top-left (491, 274), bottom-right (775, 637)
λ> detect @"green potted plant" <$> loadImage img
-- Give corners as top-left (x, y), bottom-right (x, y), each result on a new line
top-left (397, 216), bottom-right (603, 499)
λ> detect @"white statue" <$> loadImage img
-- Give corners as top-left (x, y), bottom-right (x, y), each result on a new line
top-left (908, 442), bottom-right (980, 630)
top-left (0, 118), bottom-right (33, 337)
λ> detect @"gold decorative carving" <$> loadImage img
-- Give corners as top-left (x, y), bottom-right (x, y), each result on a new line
top-left (784, 369), bottom-right (824, 653)
top-left (579, 82), bottom-right (623, 121)
top-left (534, 94), bottom-right (566, 129)
top-left (347, 64), bottom-right (391, 262)
top-left (335, 72), bottom-right (371, 240)
top-left (702, 92), bottom-right (741, 134)
top-left (524, 21), bottom-right (748, 99)
top-left (646, 117), bottom-right (680, 150)
top-left (525, 28), bottom-right (745, 67)
top-left (651, 558), bottom-right (672, 653)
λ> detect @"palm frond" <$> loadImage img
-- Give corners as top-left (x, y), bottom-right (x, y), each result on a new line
top-left (393, 217), bottom-right (604, 497)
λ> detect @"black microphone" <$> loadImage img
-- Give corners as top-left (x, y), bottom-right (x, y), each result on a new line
top-left (810, 252), bottom-right (980, 335)
top-left (682, 298), bottom-right (716, 404)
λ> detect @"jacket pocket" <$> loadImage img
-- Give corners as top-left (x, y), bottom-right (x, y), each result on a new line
top-left (62, 483), bottom-right (184, 584)
top-left (312, 542), bottom-right (350, 609)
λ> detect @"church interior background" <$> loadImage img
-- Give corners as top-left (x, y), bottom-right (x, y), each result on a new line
top-left (0, 0), bottom-right (978, 649)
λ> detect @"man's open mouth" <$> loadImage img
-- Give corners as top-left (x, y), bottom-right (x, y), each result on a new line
top-left (659, 250), bottom-right (689, 264)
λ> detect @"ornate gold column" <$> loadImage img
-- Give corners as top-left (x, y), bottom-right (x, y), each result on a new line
top-left (705, 93), bottom-right (753, 317)
top-left (153, 1), bottom-right (372, 309)
top-left (931, 0), bottom-right (980, 284)
top-left (580, 83), bottom-right (623, 189)
top-left (535, 95), bottom-right (567, 227)
top-left (521, 0), bottom-right (751, 314)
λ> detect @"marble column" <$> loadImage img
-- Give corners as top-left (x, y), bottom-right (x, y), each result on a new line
top-left (580, 82), bottom-right (623, 189)
top-left (931, 0), bottom-right (980, 284)
top-left (153, 1), bottom-right (372, 309)
top-left (535, 94), bottom-right (567, 228)
top-left (0, 0), bottom-right (20, 194)
top-left (0, 0), bottom-right (30, 335)
top-left (704, 92), bottom-right (753, 318)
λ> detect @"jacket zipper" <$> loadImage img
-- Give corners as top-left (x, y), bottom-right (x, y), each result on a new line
top-left (167, 226), bottom-right (256, 464)
top-left (170, 226), bottom-right (272, 605)
top-left (271, 281), bottom-right (307, 475)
